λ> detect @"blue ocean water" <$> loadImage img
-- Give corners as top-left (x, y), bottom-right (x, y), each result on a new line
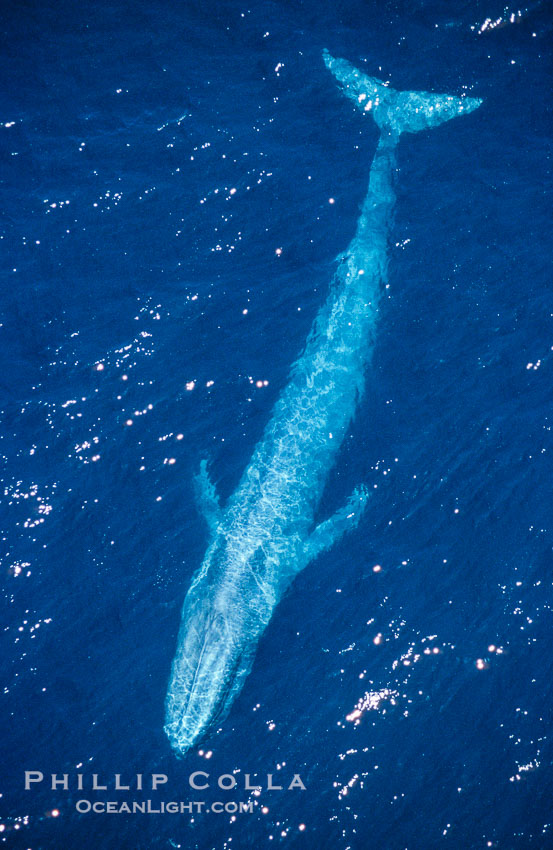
top-left (1, 0), bottom-right (552, 847)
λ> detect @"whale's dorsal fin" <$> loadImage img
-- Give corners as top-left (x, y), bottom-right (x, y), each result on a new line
top-left (323, 50), bottom-right (482, 136)
top-left (304, 484), bottom-right (370, 566)
top-left (194, 459), bottom-right (222, 533)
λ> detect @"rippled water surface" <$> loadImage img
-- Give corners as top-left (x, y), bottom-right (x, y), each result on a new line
top-left (1, 0), bottom-right (553, 847)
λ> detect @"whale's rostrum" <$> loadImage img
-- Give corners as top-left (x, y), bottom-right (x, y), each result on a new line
top-left (164, 52), bottom-right (482, 756)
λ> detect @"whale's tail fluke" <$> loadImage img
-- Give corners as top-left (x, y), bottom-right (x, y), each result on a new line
top-left (323, 50), bottom-right (482, 136)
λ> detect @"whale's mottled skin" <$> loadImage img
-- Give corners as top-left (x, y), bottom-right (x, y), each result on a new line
top-left (164, 52), bottom-right (482, 755)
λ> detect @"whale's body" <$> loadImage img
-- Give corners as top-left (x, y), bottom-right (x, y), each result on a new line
top-left (164, 52), bottom-right (481, 755)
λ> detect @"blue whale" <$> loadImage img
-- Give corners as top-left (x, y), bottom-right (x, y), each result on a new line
top-left (164, 51), bottom-right (482, 755)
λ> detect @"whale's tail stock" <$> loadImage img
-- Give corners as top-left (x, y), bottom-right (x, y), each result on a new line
top-left (322, 49), bottom-right (482, 136)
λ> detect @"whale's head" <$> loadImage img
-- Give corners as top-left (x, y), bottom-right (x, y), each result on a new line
top-left (164, 597), bottom-right (252, 755)
top-left (164, 539), bottom-right (266, 756)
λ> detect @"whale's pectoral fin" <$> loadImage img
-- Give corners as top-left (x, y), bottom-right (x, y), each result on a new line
top-left (305, 485), bottom-right (370, 565)
top-left (194, 459), bottom-right (222, 533)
